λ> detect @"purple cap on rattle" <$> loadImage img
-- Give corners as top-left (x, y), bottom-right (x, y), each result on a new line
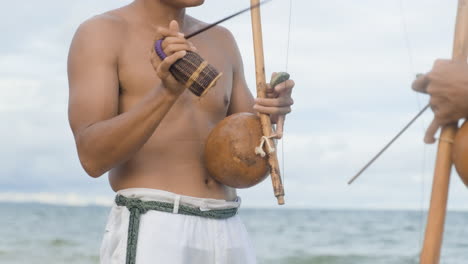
top-left (154, 39), bottom-right (167, 60)
top-left (152, 38), bottom-right (222, 97)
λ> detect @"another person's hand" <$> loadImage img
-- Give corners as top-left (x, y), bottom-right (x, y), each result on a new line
top-left (412, 59), bottom-right (468, 143)
top-left (254, 72), bottom-right (295, 138)
top-left (150, 20), bottom-right (197, 96)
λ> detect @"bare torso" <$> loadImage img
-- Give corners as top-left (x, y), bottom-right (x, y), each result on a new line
top-left (68, 2), bottom-right (255, 201)
top-left (108, 8), bottom-right (238, 199)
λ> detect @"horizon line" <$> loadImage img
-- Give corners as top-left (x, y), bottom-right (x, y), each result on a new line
top-left (1, 191), bottom-right (467, 212)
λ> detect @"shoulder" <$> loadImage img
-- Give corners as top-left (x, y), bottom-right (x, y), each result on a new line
top-left (210, 24), bottom-right (236, 40)
top-left (208, 24), bottom-right (238, 49)
top-left (186, 16), bottom-right (237, 45)
top-left (186, 16), bottom-right (242, 66)
top-left (70, 10), bottom-right (129, 58)
top-left (74, 11), bottom-right (127, 42)
top-left (203, 24), bottom-right (240, 60)
top-left (210, 26), bottom-right (243, 65)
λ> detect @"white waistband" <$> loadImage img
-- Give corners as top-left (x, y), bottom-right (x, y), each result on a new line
top-left (116, 188), bottom-right (241, 211)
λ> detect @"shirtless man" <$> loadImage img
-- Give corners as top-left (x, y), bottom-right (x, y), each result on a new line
top-left (412, 59), bottom-right (468, 143)
top-left (67, 0), bottom-right (294, 263)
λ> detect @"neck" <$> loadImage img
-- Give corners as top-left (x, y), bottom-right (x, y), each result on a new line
top-left (133, 0), bottom-right (187, 31)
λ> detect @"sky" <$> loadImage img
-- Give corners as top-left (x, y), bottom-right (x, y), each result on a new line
top-left (0, 0), bottom-right (467, 210)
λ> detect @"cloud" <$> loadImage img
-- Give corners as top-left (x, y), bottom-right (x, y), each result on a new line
top-left (0, 0), bottom-right (467, 210)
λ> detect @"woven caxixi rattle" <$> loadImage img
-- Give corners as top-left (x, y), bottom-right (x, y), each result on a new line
top-left (154, 39), bottom-right (222, 96)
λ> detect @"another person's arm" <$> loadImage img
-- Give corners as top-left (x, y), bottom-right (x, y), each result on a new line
top-left (68, 18), bottom-right (190, 177)
top-left (412, 59), bottom-right (468, 143)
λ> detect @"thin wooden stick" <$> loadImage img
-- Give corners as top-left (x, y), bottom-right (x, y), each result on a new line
top-left (250, 0), bottom-right (285, 205)
top-left (348, 104), bottom-right (430, 185)
top-left (185, 0), bottom-right (272, 39)
top-left (420, 1), bottom-right (468, 263)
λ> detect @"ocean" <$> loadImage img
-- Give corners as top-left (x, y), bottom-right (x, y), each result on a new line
top-left (0, 203), bottom-right (467, 264)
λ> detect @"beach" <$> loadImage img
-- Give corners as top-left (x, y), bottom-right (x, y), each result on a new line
top-left (0, 202), bottom-right (467, 264)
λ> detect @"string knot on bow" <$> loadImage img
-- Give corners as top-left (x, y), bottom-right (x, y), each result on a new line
top-left (255, 135), bottom-right (276, 157)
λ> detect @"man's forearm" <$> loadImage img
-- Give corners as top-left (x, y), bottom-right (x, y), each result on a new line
top-left (75, 86), bottom-right (178, 177)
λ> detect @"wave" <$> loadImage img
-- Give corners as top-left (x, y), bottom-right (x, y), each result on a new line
top-left (0, 192), bottom-right (113, 207)
top-left (261, 254), bottom-right (418, 264)
top-left (49, 238), bottom-right (77, 247)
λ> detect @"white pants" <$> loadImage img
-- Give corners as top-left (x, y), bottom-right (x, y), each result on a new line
top-left (100, 188), bottom-right (257, 264)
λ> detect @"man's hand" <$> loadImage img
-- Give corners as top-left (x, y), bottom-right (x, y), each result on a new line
top-left (254, 72), bottom-right (295, 138)
top-left (150, 20), bottom-right (197, 96)
top-left (412, 59), bottom-right (468, 143)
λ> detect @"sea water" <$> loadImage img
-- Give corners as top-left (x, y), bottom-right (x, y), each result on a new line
top-left (0, 203), bottom-right (467, 264)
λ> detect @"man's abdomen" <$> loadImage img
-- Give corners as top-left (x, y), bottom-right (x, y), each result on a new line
top-left (108, 136), bottom-right (236, 200)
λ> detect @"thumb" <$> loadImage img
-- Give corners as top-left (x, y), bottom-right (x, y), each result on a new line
top-left (169, 20), bottom-right (181, 36)
top-left (424, 118), bottom-right (440, 144)
top-left (266, 72), bottom-right (277, 93)
top-left (412, 73), bottom-right (430, 94)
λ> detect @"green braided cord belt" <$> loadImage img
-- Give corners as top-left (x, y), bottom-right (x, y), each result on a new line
top-left (115, 194), bottom-right (238, 264)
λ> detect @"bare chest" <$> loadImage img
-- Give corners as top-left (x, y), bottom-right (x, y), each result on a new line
top-left (116, 30), bottom-right (233, 118)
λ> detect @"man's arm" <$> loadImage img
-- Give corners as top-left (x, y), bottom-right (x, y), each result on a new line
top-left (68, 17), bottom-right (186, 177)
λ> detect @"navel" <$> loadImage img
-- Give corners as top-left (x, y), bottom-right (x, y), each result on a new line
top-left (223, 94), bottom-right (230, 107)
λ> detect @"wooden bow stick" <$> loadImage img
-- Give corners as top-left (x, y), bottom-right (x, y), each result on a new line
top-left (420, 1), bottom-right (468, 263)
top-left (250, 0), bottom-right (285, 205)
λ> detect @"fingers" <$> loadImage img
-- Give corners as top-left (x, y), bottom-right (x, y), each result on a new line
top-left (253, 104), bottom-right (291, 115)
top-left (164, 43), bottom-right (196, 56)
top-left (259, 73), bottom-right (294, 120)
top-left (274, 115), bottom-right (285, 139)
top-left (412, 73), bottom-right (430, 93)
top-left (270, 72), bottom-right (278, 80)
top-left (424, 118), bottom-right (440, 144)
top-left (429, 96), bottom-right (440, 111)
top-left (161, 37), bottom-right (189, 47)
top-left (424, 72), bottom-right (446, 95)
top-left (430, 95), bottom-right (452, 117)
top-left (157, 20), bottom-right (183, 38)
top-left (169, 20), bottom-right (180, 34)
top-left (271, 79), bottom-right (295, 95)
top-left (413, 59), bottom-right (452, 95)
top-left (265, 72), bottom-right (277, 93)
top-left (433, 58), bottom-right (451, 68)
top-left (270, 114), bottom-right (279, 124)
top-left (153, 20), bottom-right (196, 59)
top-left (156, 28), bottom-right (182, 39)
top-left (161, 37), bottom-right (196, 51)
top-left (157, 50), bottom-right (187, 79)
top-left (150, 45), bottom-right (159, 70)
top-left (255, 97), bottom-right (293, 107)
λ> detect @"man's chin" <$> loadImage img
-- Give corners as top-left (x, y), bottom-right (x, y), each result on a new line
top-left (164, 0), bottom-right (205, 8)
top-left (186, 0), bottom-right (205, 7)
